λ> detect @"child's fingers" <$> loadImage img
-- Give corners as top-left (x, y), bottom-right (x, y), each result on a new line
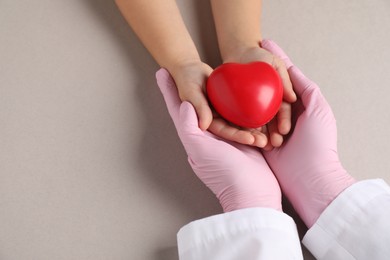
top-left (287, 66), bottom-right (318, 97)
top-left (178, 101), bottom-right (204, 135)
top-left (277, 101), bottom-right (292, 135)
top-left (189, 91), bottom-right (213, 130)
top-left (261, 40), bottom-right (297, 103)
top-left (208, 118), bottom-right (261, 146)
top-left (274, 58), bottom-right (297, 103)
top-left (267, 118), bottom-right (283, 148)
top-left (260, 125), bottom-right (274, 151)
top-left (251, 131), bottom-right (268, 148)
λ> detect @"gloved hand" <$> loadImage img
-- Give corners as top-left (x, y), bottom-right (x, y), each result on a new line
top-left (261, 40), bottom-right (356, 228)
top-left (156, 68), bottom-right (282, 212)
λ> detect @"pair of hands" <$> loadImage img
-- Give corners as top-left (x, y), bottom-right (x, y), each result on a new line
top-left (168, 42), bottom-right (296, 150)
top-left (157, 40), bottom-right (355, 228)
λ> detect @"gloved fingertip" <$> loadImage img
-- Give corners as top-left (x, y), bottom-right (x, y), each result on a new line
top-left (260, 38), bottom-right (273, 48)
top-left (156, 68), bottom-right (183, 124)
top-left (288, 66), bottom-right (313, 96)
top-left (156, 68), bottom-right (168, 86)
top-left (155, 68), bottom-right (169, 81)
top-left (282, 57), bottom-right (293, 70)
top-left (261, 40), bottom-right (293, 69)
top-left (179, 101), bottom-right (201, 133)
top-left (156, 68), bottom-right (174, 93)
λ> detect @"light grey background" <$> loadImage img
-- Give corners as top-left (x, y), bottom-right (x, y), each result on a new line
top-left (1, 0), bottom-right (389, 259)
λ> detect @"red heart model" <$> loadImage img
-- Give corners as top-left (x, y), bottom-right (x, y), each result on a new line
top-left (206, 62), bottom-right (283, 128)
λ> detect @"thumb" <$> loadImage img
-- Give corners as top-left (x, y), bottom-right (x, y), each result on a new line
top-left (156, 68), bottom-right (181, 126)
top-left (288, 66), bottom-right (318, 96)
top-left (261, 39), bottom-right (293, 69)
top-left (288, 66), bottom-right (326, 110)
top-left (178, 101), bottom-right (204, 136)
top-left (178, 102), bottom-right (226, 167)
top-left (189, 92), bottom-right (213, 131)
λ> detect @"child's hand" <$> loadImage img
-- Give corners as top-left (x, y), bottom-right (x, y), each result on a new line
top-left (221, 44), bottom-right (297, 150)
top-left (169, 61), bottom-right (214, 131)
top-left (170, 60), bottom-right (269, 148)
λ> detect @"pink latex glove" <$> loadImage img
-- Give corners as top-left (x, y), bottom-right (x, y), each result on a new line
top-left (156, 68), bottom-right (282, 212)
top-left (261, 40), bottom-right (356, 228)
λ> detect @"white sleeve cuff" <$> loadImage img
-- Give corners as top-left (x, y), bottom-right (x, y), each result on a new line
top-left (303, 179), bottom-right (390, 260)
top-left (177, 207), bottom-right (303, 260)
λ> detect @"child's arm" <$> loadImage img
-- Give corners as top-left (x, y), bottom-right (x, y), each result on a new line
top-left (115, 0), bottom-right (214, 130)
top-left (115, 0), bottom-right (199, 74)
top-left (210, 0), bottom-right (297, 148)
top-left (210, 0), bottom-right (263, 62)
top-left (115, 0), bottom-right (269, 147)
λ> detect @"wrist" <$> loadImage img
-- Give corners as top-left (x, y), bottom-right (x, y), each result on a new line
top-left (158, 36), bottom-right (201, 77)
top-left (166, 58), bottom-right (204, 79)
top-left (221, 42), bottom-right (261, 63)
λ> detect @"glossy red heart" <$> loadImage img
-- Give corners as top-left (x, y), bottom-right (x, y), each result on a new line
top-left (206, 62), bottom-right (283, 128)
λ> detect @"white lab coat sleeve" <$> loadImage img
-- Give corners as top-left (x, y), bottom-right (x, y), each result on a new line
top-left (303, 179), bottom-right (390, 260)
top-left (177, 207), bottom-right (303, 260)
